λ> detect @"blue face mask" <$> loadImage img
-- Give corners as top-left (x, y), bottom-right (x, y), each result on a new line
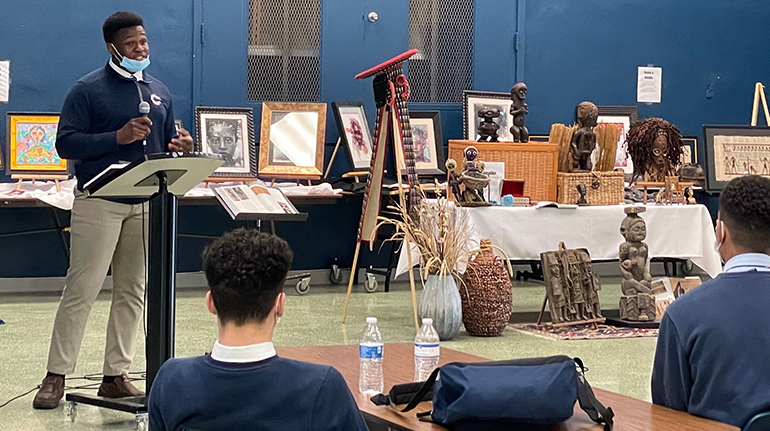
top-left (111, 44), bottom-right (150, 73)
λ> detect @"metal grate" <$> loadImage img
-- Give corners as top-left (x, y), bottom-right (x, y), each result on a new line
top-left (247, 0), bottom-right (321, 102)
top-left (407, 0), bottom-right (474, 103)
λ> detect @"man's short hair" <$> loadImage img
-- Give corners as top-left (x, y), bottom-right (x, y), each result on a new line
top-left (719, 175), bottom-right (770, 253)
top-left (202, 229), bottom-right (293, 325)
top-left (102, 11), bottom-right (144, 43)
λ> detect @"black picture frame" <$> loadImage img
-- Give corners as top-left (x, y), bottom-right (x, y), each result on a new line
top-left (463, 90), bottom-right (513, 141)
top-left (331, 101), bottom-right (373, 171)
top-left (702, 125), bottom-right (770, 193)
top-left (194, 106), bottom-right (257, 179)
top-left (681, 137), bottom-right (698, 165)
top-left (408, 111), bottom-right (445, 176)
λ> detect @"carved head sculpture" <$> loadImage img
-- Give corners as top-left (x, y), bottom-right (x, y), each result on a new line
top-left (511, 82), bottom-right (527, 102)
top-left (576, 101), bottom-right (598, 128)
top-left (620, 215), bottom-right (647, 243)
top-left (626, 117), bottom-right (683, 180)
top-left (477, 107), bottom-right (501, 120)
top-left (464, 146), bottom-right (479, 162)
top-left (445, 158), bottom-right (457, 172)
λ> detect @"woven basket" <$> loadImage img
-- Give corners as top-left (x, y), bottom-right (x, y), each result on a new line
top-left (448, 140), bottom-right (558, 202)
top-left (556, 171), bottom-right (624, 206)
top-left (460, 239), bottom-right (513, 337)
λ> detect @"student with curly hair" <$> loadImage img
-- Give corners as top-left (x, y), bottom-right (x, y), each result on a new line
top-left (148, 229), bottom-right (367, 431)
top-left (625, 117), bottom-right (683, 182)
top-left (652, 175), bottom-right (770, 428)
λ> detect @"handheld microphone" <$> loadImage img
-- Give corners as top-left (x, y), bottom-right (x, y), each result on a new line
top-left (139, 101), bottom-right (150, 149)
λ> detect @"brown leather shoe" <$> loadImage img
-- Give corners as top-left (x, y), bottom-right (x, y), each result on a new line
top-left (97, 374), bottom-right (144, 398)
top-left (32, 375), bottom-right (65, 409)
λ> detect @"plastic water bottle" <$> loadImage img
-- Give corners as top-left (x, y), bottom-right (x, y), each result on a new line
top-left (359, 316), bottom-right (384, 395)
top-left (414, 318), bottom-right (440, 382)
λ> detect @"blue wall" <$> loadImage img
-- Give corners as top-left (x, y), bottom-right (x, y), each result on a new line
top-left (0, 0), bottom-right (767, 277)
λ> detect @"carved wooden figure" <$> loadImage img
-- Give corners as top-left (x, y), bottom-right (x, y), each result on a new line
top-left (539, 245), bottom-right (604, 326)
top-left (618, 206), bottom-right (656, 321)
top-left (509, 82), bottom-right (529, 142)
top-left (570, 101), bottom-right (598, 172)
top-left (477, 107), bottom-right (500, 142)
top-left (457, 146), bottom-right (492, 207)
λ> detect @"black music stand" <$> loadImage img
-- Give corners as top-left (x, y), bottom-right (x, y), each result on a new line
top-left (64, 153), bottom-right (223, 427)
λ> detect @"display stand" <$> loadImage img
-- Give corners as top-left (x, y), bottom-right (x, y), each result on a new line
top-left (64, 153), bottom-right (223, 428)
top-left (203, 177), bottom-right (251, 188)
top-left (751, 82), bottom-right (770, 126)
top-left (12, 173), bottom-right (69, 192)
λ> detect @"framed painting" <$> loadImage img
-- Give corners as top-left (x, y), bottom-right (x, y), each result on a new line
top-left (703, 125), bottom-right (770, 193)
top-left (529, 135), bottom-right (550, 142)
top-left (463, 90), bottom-right (514, 141)
top-left (406, 111), bottom-right (444, 176)
top-left (195, 106), bottom-right (257, 179)
top-left (681, 137), bottom-right (698, 164)
top-left (331, 102), bottom-right (373, 171)
top-left (259, 102), bottom-right (326, 179)
top-left (6, 112), bottom-right (67, 174)
top-left (596, 106), bottom-right (638, 174)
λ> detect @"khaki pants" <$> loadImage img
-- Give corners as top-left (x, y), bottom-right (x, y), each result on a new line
top-left (47, 193), bottom-right (147, 376)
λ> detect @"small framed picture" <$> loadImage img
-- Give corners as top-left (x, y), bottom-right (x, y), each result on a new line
top-left (681, 137), bottom-right (698, 164)
top-left (194, 106), bottom-right (257, 179)
top-left (6, 112), bottom-right (67, 174)
top-left (463, 90), bottom-right (514, 141)
top-left (331, 102), bottom-right (373, 171)
top-left (407, 111), bottom-right (445, 176)
top-left (596, 106), bottom-right (639, 174)
top-left (703, 125), bottom-right (770, 192)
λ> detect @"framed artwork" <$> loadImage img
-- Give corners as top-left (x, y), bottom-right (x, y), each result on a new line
top-left (195, 106), bottom-right (257, 179)
top-left (259, 102), bottom-right (326, 179)
top-left (529, 135), bottom-right (550, 142)
top-left (596, 106), bottom-right (638, 174)
top-left (703, 125), bottom-right (770, 193)
top-left (406, 111), bottom-right (444, 176)
top-left (463, 90), bottom-right (514, 141)
top-left (681, 137), bottom-right (698, 164)
top-left (6, 112), bottom-right (67, 174)
top-left (331, 102), bottom-right (373, 171)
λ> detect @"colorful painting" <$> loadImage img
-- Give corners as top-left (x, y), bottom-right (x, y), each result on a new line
top-left (7, 113), bottom-right (67, 173)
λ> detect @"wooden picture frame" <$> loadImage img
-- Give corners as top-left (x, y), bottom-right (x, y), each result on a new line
top-left (463, 90), bottom-right (514, 141)
top-left (702, 125), bottom-right (770, 193)
top-left (681, 137), bottom-right (698, 164)
top-left (259, 102), bottom-right (327, 179)
top-left (331, 101), bottom-right (373, 171)
top-left (596, 106), bottom-right (638, 174)
top-left (5, 112), bottom-right (67, 175)
top-left (195, 106), bottom-right (257, 179)
top-left (407, 111), bottom-right (445, 176)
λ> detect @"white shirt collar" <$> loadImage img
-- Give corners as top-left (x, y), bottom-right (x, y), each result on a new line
top-left (723, 253), bottom-right (770, 273)
top-left (210, 341), bottom-right (276, 363)
top-left (109, 59), bottom-right (144, 82)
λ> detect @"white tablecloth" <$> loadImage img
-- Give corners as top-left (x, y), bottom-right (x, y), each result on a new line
top-left (398, 204), bottom-right (722, 279)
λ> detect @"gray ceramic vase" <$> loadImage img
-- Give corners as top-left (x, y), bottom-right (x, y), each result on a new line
top-left (418, 274), bottom-right (463, 341)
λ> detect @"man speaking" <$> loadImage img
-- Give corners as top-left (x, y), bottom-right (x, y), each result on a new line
top-left (33, 11), bottom-right (193, 409)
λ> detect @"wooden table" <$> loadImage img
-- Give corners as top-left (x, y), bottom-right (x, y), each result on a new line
top-left (276, 343), bottom-right (737, 431)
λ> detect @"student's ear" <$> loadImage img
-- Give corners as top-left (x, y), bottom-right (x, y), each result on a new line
top-left (205, 291), bottom-right (217, 316)
top-left (276, 292), bottom-right (285, 318)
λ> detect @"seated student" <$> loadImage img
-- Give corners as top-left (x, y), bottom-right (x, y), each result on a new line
top-left (652, 175), bottom-right (770, 427)
top-left (149, 229), bottom-right (368, 431)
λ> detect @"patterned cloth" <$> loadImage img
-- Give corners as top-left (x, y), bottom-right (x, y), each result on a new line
top-left (511, 323), bottom-right (658, 340)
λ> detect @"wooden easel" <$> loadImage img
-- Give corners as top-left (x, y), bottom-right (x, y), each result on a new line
top-left (12, 174), bottom-right (69, 192)
top-left (203, 177), bottom-right (251, 188)
top-left (751, 82), bottom-right (770, 126)
top-left (323, 137), bottom-right (371, 182)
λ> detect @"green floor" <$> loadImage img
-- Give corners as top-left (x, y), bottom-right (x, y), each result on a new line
top-left (0, 277), bottom-right (657, 430)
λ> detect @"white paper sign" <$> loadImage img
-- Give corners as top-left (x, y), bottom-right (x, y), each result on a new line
top-left (483, 161), bottom-right (505, 204)
top-left (0, 60), bottom-right (9, 103)
top-left (637, 66), bottom-right (662, 104)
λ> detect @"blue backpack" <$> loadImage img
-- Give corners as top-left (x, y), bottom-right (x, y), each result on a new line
top-left (372, 356), bottom-right (614, 430)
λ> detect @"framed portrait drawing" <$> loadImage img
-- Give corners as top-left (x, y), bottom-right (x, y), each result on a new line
top-left (331, 102), bottom-right (373, 171)
top-left (463, 91), bottom-right (514, 141)
top-left (703, 125), bottom-right (770, 193)
top-left (681, 137), bottom-right (697, 164)
top-left (6, 112), bottom-right (67, 175)
top-left (596, 106), bottom-right (638, 174)
top-left (259, 102), bottom-right (326, 179)
top-left (406, 111), bottom-right (444, 176)
top-left (195, 106), bottom-right (257, 179)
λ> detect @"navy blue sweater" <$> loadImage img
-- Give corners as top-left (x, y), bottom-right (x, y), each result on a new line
top-left (652, 271), bottom-right (770, 427)
top-left (148, 355), bottom-right (369, 431)
top-left (56, 63), bottom-right (177, 194)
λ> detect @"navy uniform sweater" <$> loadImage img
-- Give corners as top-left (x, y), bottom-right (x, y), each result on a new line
top-left (56, 62), bottom-right (177, 198)
top-left (651, 271), bottom-right (770, 427)
top-left (148, 355), bottom-right (369, 431)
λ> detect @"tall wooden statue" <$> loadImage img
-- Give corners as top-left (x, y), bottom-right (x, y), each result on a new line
top-left (341, 49), bottom-right (423, 328)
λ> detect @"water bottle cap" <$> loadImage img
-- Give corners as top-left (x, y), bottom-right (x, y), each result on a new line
top-left (422, 318), bottom-right (433, 325)
top-left (366, 317), bottom-right (377, 324)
